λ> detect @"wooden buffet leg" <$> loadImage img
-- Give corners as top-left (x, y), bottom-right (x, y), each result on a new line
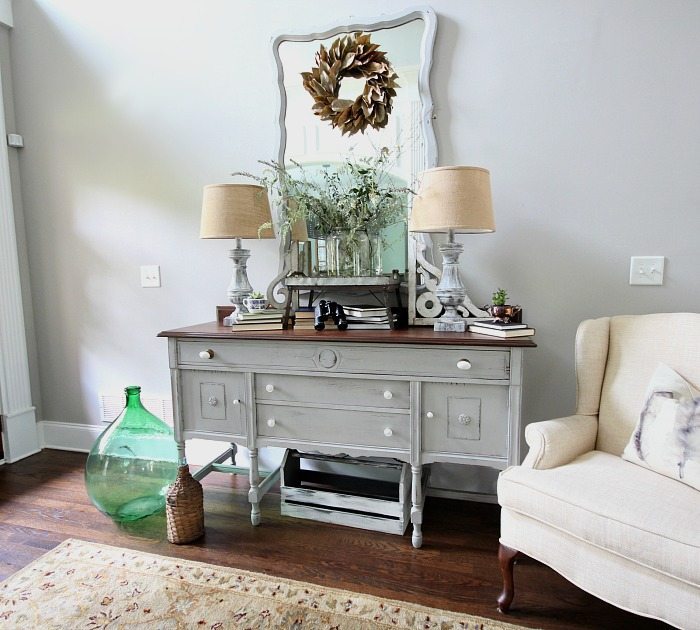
top-left (248, 448), bottom-right (261, 526)
top-left (497, 543), bottom-right (521, 613)
top-left (410, 464), bottom-right (423, 548)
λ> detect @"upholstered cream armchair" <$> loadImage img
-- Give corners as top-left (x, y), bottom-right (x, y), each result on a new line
top-left (497, 313), bottom-right (700, 629)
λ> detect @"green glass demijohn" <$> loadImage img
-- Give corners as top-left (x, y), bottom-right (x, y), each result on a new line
top-left (85, 386), bottom-right (179, 522)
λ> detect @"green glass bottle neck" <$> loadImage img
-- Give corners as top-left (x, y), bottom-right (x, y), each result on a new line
top-left (119, 387), bottom-right (168, 432)
top-left (125, 387), bottom-right (145, 409)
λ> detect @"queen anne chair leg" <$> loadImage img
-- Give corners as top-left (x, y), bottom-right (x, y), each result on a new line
top-left (497, 543), bottom-right (521, 613)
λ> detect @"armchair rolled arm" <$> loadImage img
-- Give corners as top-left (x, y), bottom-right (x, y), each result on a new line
top-left (521, 414), bottom-right (598, 470)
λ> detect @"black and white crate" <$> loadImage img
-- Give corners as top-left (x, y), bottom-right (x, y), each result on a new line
top-left (280, 450), bottom-right (423, 535)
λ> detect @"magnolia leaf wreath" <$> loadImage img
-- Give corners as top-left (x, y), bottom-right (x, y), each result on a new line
top-left (301, 32), bottom-right (399, 136)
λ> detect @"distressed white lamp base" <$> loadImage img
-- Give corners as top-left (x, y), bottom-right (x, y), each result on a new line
top-left (435, 317), bottom-right (466, 332)
top-left (433, 230), bottom-right (469, 332)
top-left (227, 238), bottom-right (253, 313)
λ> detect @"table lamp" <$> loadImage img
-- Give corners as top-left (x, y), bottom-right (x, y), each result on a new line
top-left (200, 183), bottom-right (274, 313)
top-left (409, 166), bottom-right (494, 332)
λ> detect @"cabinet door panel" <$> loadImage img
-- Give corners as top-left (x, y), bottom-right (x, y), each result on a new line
top-left (181, 370), bottom-right (246, 436)
top-left (422, 383), bottom-right (508, 457)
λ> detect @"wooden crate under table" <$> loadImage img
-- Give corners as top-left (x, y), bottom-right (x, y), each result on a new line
top-left (280, 450), bottom-right (421, 535)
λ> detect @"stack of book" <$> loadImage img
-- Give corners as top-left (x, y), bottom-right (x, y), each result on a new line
top-left (343, 304), bottom-right (396, 330)
top-left (468, 319), bottom-right (535, 338)
top-left (293, 309), bottom-right (316, 330)
top-left (231, 309), bottom-right (284, 331)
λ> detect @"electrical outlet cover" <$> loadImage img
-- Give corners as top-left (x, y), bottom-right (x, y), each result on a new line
top-left (140, 265), bottom-right (161, 288)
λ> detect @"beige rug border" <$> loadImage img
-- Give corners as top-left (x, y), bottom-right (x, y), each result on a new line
top-left (2, 538), bottom-right (531, 630)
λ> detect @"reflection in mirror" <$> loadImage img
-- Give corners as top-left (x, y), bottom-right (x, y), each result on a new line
top-left (269, 8), bottom-right (437, 321)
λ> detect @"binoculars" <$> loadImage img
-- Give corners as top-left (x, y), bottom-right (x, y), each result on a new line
top-left (314, 300), bottom-right (348, 331)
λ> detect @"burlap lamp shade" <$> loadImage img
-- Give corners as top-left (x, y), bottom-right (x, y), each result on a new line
top-left (200, 184), bottom-right (274, 239)
top-left (409, 166), bottom-right (495, 234)
top-left (408, 165), bottom-right (495, 332)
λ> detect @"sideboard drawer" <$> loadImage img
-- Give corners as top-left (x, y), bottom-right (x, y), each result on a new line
top-left (255, 374), bottom-right (409, 409)
top-left (180, 370), bottom-right (246, 436)
top-left (256, 404), bottom-right (410, 451)
top-left (421, 382), bottom-right (509, 457)
top-left (178, 339), bottom-right (508, 380)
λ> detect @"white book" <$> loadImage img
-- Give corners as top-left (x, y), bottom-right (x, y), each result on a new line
top-left (343, 305), bottom-right (389, 317)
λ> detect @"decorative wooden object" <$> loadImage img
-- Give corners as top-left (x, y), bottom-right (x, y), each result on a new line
top-left (280, 450), bottom-right (422, 534)
top-left (282, 275), bottom-right (402, 329)
top-left (158, 323), bottom-right (535, 548)
top-left (166, 465), bottom-right (205, 544)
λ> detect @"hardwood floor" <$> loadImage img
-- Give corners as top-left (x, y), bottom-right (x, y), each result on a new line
top-left (0, 450), bottom-right (669, 629)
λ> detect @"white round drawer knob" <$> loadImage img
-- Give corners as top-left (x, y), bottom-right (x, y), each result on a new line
top-left (426, 411), bottom-right (434, 419)
top-left (383, 427), bottom-right (393, 437)
top-left (232, 399), bottom-right (240, 406)
top-left (265, 384), bottom-right (274, 393)
top-left (383, 390), bottom-right (393, 400)
top-left (457, 359), bottom-right (472, 370)
top-left (267, 418), bottom-right (276, 428)
top-left (199, 349), bottom-right (214, 359)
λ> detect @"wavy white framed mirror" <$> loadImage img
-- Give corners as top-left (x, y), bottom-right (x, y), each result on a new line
top-left (269, 7), bottom-right (446, 324)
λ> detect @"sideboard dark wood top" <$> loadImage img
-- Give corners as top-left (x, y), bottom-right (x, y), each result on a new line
top-left (158, 322), bottom-right (537, 348)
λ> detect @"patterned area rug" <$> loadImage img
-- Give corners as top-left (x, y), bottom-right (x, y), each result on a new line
top-left (0, 539), bottom-right (529, 629)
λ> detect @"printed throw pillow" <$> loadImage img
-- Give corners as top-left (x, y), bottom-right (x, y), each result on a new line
top-left (622, 364), bottom-right (700, 491)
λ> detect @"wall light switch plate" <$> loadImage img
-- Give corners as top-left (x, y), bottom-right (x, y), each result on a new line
top-left (7, 133), bottom-right (24, 148)
top-left (629, 256), bottom-right (664, 285)
top-left (140, 265), bottom-right (161, 288)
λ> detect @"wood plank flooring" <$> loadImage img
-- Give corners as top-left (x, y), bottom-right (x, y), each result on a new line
top-left (0, 450), bottom-right (669, 629)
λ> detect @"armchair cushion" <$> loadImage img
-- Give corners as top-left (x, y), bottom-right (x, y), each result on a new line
top-left (521, 414), bottom-right (598, 469)
top-left (498, 451), bottom-right (700, 586)
top-left (622, 363), bottom-right (700, 491)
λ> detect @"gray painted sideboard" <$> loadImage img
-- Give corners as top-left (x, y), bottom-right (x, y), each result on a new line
top-left (159, 323), bottom-right (536, 548)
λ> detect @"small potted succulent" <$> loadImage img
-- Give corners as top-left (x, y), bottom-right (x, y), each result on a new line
top-left (486, 288), bottom-right (522, 323)
top-left (243, 291), bottom-right (268, 313)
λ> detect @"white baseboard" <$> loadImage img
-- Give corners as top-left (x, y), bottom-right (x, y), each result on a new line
top-left (2, 407), bottom-right (41, 462)
top-left (34, 422), bottom-right (497, 502)
top-left (39, 420), bottom-right (102, 453)
top-left (35, 422), bottom-right (281, 468)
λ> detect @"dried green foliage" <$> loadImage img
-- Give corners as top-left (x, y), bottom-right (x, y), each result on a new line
top-left (301, 32), bottom-right (399, 136)
top-left (234, 149), bottom-right (411, 245)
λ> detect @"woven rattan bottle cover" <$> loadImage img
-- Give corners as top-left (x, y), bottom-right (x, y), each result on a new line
top-left (166, 465), bottom-right (204, 544)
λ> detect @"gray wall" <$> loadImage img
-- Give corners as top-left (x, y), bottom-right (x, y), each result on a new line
top-left (7, 1), bottom-right (700, 454)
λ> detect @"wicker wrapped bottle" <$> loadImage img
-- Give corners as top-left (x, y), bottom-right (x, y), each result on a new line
top-left (85, 386), bottom-right (178, 522)
top-left (166, 465), bottom-right (204, 543)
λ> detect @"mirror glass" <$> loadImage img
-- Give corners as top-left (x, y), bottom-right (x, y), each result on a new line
top-left (272, 9), bottom-right (437, 278)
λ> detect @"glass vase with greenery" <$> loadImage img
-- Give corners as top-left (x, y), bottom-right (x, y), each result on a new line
top-left (234, 148), bottom-right (412, 276)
